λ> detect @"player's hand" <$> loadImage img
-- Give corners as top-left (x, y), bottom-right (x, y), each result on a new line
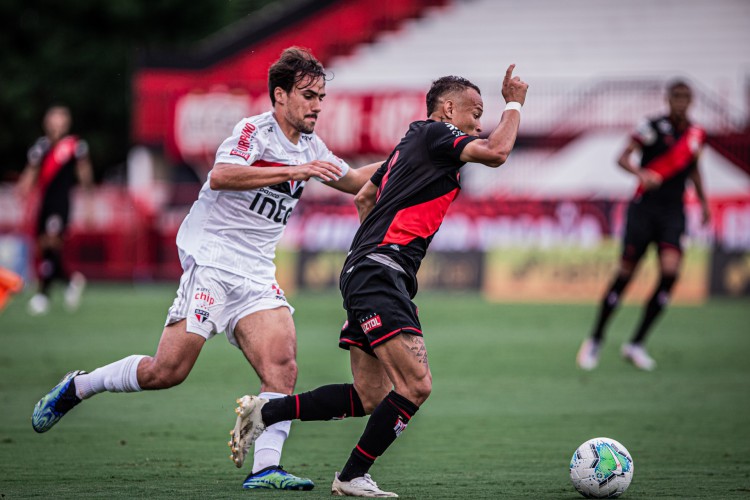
top-left (638, 170), bottom-right (662, 191)
top-left (291, 161), bottom-right (343, 182)
top-left (701, 202), bottom-right (711, 226)
top-left (502, 64), bottom-right (528, 106)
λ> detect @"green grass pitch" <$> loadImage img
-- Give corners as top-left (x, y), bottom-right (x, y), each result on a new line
top-left (1, 284), bottom-right (748, 498)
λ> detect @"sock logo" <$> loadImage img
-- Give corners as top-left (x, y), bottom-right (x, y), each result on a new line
top-left (393, 416), bottom-right (408, 437)
top-left (360, 314), bottom-right (382, 333)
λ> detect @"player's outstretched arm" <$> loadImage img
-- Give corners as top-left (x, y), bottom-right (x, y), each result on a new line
top-left (209, 161), bottom-right (342, 191)
top-left (461, 64), bottom-right (528, 168)
top-left (354, 180), bottom-right (378, 223)
top-left (325, 161), bottom-right (382, 195)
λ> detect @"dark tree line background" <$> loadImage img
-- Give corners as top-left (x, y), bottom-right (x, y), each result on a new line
top-left (0, 0), bottom-right (273, 182)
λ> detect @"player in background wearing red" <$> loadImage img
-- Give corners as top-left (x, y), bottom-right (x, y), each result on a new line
top-left (17, 105), bottom-right (92, 316)
top-left (31, 47), bottom-right (380, 491)
top-left (229, 65), bottom-right (528, 497)
top-left (577, 80), bottom-right (710, 371)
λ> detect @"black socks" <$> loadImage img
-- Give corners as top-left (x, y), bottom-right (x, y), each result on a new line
top-left (338, 391), bottom-right (419, 482)
top-left (261, 384), bottom-right (366, 426)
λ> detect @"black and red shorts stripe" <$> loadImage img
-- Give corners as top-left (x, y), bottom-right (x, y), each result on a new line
top-left (622, 201), bottom-right (685, 264)
top-left (338, 258), bottom-right (422, 357)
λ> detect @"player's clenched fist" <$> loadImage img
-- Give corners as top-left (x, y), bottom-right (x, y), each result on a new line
top-left (502, 64), bottom-right (528, 105)
top-left (292, 160), bottom-right (343, 182)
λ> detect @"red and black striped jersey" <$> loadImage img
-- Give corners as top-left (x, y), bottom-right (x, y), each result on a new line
top-left (632, 115), bottom-right (703, 208)
top-left (343, 120), bottom-right (479, 283)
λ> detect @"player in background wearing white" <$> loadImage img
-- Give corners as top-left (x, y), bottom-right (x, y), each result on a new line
top-left (31, 47), bottom-right (380, 491)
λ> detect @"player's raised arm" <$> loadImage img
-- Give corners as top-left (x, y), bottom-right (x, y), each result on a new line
top-left (209, 161), bottom-right (342, 191)
top-left (460, 64), bottom-right (528, 168)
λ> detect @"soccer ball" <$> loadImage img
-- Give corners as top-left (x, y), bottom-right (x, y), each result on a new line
top-left (569, 437), bottom-right (634, 498)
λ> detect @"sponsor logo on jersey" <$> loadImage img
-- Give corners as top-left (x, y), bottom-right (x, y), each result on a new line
top-left (360, 314), bottom-right (382, 333)
top-left (194, 308), bottom-right (209, 323)
top-left (443, 122), bottom-right (466, 138)
top-left (248, 188), bottom-right (297, 225)
top-left (230, 122), bottom-right (257, 160)
top-left (194, 288), bottom-right (215, 306)
top-left (393, 417), bottom-right (408, 437)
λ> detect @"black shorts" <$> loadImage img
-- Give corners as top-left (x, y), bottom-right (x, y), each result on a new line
top-left (622, 201), bottom-right (685, 263)
top-left (338, 258), bottom-right (422, 357)
top-left (36, 200), bottom-right (70, 237)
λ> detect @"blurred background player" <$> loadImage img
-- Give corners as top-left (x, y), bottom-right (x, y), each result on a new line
top-left (30, 47), bottom-right (379, 491)
top-left (229, 65), bottom-right (528, 497)
top-left (577, 80), bottom-right (710, 371)
top-left (17, 105), bottom-right (92, 315)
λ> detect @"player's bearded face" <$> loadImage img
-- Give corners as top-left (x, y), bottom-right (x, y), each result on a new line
top-left (285, 76), bottom-right (326, 135)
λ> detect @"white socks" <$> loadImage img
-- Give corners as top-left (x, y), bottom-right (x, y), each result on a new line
top-left (252, 392), bottom-right (292, 473)
top-left (75, 355), bottom-right (145, 399)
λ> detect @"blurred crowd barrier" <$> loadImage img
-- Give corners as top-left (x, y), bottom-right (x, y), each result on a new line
top-left (1, 186), bottom-right (748, 302)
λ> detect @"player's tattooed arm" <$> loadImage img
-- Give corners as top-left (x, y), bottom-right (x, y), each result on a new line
top-left (400, 334), bottom-right (429, 366)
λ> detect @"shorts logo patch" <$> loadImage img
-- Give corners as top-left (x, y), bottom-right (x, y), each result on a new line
top-left (271, 283), bottom-right (287, 301)
top-left (393, 417), bottom-right (408, 437)
top-left (194, 308), bottom-right (209, 323)
top-left (360, 314), bottom-right (382, 334)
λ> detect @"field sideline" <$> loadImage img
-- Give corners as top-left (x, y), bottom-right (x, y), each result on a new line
top-left (1, 284), bottom-right (748, 498)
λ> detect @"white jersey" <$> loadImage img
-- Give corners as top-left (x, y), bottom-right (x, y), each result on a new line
top-left (176, 111), bottom-right (350, 283)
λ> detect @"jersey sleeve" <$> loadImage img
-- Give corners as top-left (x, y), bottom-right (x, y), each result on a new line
top-left (312, 136), bottom-right (350, 182)
top-left (370, 161), bottom-right (389, 187)
top-left (632, 118), bottom-right (657, 146)
top-left (214, 118), bottom-right (264, 166)
top-left (426, 121), bottom-right (480, 164)
top-left (27, 138), bottom-right (47, 167)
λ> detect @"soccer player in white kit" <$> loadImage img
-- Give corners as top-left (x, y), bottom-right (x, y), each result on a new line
top-left (31, 47), bottom-right (381, 491)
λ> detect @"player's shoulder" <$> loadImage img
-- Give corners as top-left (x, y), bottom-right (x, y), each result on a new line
top-left (426, 120), bottom-right (467, 138)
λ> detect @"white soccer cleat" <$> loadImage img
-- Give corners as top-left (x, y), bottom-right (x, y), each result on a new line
top-left (28, 293), bottom-right (50, 316)
top-left (228, 395), bottom-right (268, 468)
top-left (64, 272), bottom-right (86, 311)
top-left (621, 343), bottom-right (656, 371)
top-left (576, 338), bottom-right (601, 371)
top-left (331, 472), bottom-right (398, 497)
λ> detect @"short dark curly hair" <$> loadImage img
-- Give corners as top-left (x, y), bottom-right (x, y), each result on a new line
top-left (425, 76), bottom-right (481, 116)
top-left (268, 47), bottom-right (329, 105)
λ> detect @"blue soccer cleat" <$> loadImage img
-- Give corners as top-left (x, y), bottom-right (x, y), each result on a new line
top-left (242, 465), bottom-right (315, 490)
top-left (31, 370), bottom-right (86, 433)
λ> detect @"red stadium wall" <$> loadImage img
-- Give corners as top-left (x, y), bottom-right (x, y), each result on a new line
top-left (133, 0), bottom-right (447, 160)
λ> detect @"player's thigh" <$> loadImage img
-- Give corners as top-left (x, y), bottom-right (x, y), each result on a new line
top-left (373, 333), bottom-right (432, 406)
top-left (140, 319), bottom-right (206, 388)
top-left (350, 347), bottom-right (391, 413)
top-left (233, 307), bottom-right (297, 388)
top-left (656, 212), bottom-right (685, 275)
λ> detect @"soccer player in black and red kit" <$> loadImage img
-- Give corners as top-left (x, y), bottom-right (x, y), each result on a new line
top-left (577, 81), bottom-right (710, 371)
top-left (18, 106), bottom-right (93, 315)
top-left (229, 65), bottom-right (528, 497)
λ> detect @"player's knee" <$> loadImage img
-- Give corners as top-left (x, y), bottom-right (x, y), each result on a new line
top-left (402, 376), bottom-right (432, 407)
top-left (260, 357), bottom-right (298, 393)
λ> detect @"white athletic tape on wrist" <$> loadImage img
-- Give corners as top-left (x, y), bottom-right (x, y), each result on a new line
top-left (504, 102), bottom-right (522, 112)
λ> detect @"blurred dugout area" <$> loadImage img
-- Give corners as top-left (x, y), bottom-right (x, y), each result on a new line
top-left (1, 0), bottom-right (749, 299)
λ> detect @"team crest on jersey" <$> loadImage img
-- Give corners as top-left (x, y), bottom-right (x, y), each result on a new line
top-left (360, 314), bottom-right (382, 333)
top-left (194, 308), bottom-right (209, 323)
top-left (393, 417), bottom-right (408, 437)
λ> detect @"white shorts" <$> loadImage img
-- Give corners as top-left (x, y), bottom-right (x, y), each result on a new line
top-left (165, 257), bottom-right (294, 348)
